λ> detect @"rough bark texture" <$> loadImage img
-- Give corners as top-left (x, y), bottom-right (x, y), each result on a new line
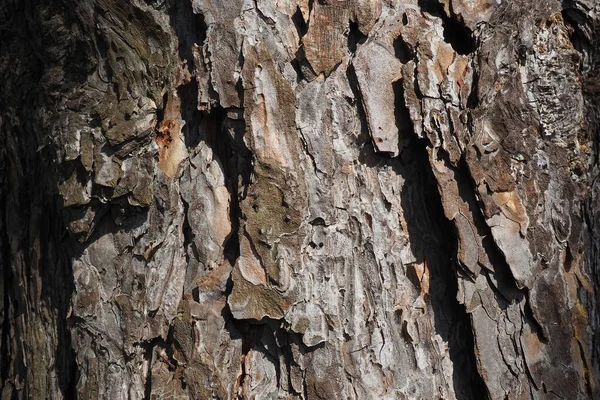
top-left (1, 0), bottom-right (600, 398)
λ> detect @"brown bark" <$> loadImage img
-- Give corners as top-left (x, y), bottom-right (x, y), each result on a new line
top-left (1, 0), bottom-right (600, 398)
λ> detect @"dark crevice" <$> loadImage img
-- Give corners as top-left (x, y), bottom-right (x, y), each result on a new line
top-left (418, 0), bottom-right (475, 55)
top-left (221, 303), bottom-right (284, 399)
top-left (169, 9), bottom-right (258, 392)
top-left (467, 64), bottom-right (479, 108)
top-left (49, 224), bottom-right (79, 399)
top-left (198, 105), bottom-right (251, 264)
top-left (561, 3), bottom-right (592, 57)
top-left (442, 16), bottom-right (475, 55)
top-left (433, 144), bottom-right (524, 308)
top-left (564, 243), bottom-right (574, 272)
top-left (156, 92), bottom-right (169, 124)
top-left (292, 6), bottom-right (307, 41)
top-left (254, 0), bottom-right (276, 27)
top-left (576, 335), bottom-right (594, 399)
top-left (350, 57), bottom-right (488, 397)
top-left (347, 20), bottom-right (367, 54)
top-left (291, 46), bottom-right (316, 83)
top-left (277, 331), bottom-right (304, 397)
top-left (180, 194), bottom-right (194, 267)
top-left (175, 63), bottom-right (250, 263)
top-left (393, 35), bottom-right (414, 64)
top-left (523, 291), bottom-right (548, 343)
top-left (309, 217), bottom-right (326, 226)
top-left (220, 280), bottom-right (251, 398)
top-left (369, 59), bottom-right (487, 397)
top-left (418, 0), bottom-right (445, 18)
top-left (0, 168), bottom-right (11, 391)
top-left (138, 331), bottom-right (191, 396)
top-left (346, 64), bottom-right (370, 148)
top-left (453, 153), bottom-right (524, 302)
top-left (399, 139), bottom-right (489, 400)
top-left (256, 326), bottom-right (282, 387)
top-left (290, 57), bottom-right (304, 82)
top-left (298, 127), bottom-right (323, 174)
top-left (177, 46), bottom-right (256, 399)
top-left (167, 0), bottom-right (207, 70)
top-left (178, 80), bottom-right (203, 148)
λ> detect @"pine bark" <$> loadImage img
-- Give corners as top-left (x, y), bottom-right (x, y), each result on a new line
top-left (1, 0), bottom-right (600, 398)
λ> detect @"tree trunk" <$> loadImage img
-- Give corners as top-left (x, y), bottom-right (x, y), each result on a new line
top-left (1, 0), bottom-right (600, 398)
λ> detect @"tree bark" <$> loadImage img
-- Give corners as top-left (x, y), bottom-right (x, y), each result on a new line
top-left (1, 0), bottom-right (600, 398)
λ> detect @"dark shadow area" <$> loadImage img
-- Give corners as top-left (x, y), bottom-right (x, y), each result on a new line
top-left (346, 63), bottom-right (374, 156)
top-left (442, 17), bottom-right (475, 55)
top-left (0, 241), bottom-right (8, 389)
top-left (292, 6), bottom-right (307, 41)
top-left (219, 302), bottom-right (301, 396)
top-left (418, 0), bottom-right (475, 55)
top-left (393, 35), bottom-right (414, 64)
top-left (418, 0), bottom-right (445, 18)
top-left (0, 1), bottom-right (81, 396)
top-left (169, 0), bottom-right (251, 264)
top-left (347, 20), bottom-right (367, 54)
top-left (561, 2), bottom-right (592, 58)
top-left (167, 0), bottom-right (207, 69)
top-left (140, 337), bottom-right (162, 399)
top-left (45, 212), bottom-right (80, 400)
top-left (167, 6), bottom-right (265, 397)
top-left (178, 80), bottom-right (204, 149)
top-left (350, 54), bottom-right (488, 396)
top-left (191, 104), bottom-right (251, 264)
top-left (1, 123), bottom-right (83, 400)
top-left (398, 139), bottom-right (489, 400)
top-left (467, 65), bottom-right (479, 108)
top-left (451, 152), bottom-right (525, 305)
top-left (291, 46), bottom-right (317, 83)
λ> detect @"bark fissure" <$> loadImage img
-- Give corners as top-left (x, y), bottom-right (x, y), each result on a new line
top-left (400, 139), bottom-right (489, 400)
top-left (0, 157), bottom-right (10, 392)
top-left (347, 20), bottom-right (367, 54)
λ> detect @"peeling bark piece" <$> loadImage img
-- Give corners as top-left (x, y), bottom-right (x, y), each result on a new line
top-left (228, 241), bottom-right (289, 320)
top-left (352, 0), bottom-right (382, 34)
top-left (193, 0), bottom-right (243, 108)
top-left (353, 42), bottom-right (404, 156)
top-left (239, 39), bottom-right (306, 294)
top-left (59, 172), bottom-right (92, 207)
top-left (416, 32), bottom-right (455, 98)
top-left (303, 1), bottom-right (350, 76)
top-left (471, 305), bottom-right (507, 399)
top-left (488, 214), bottom-right (534, 288)
top-left (181, 142), bottom-right (231, 292)
top-left (98, 97), bottom-right (158, 146)
top-left (492, 190), bottom-right (530, 236)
